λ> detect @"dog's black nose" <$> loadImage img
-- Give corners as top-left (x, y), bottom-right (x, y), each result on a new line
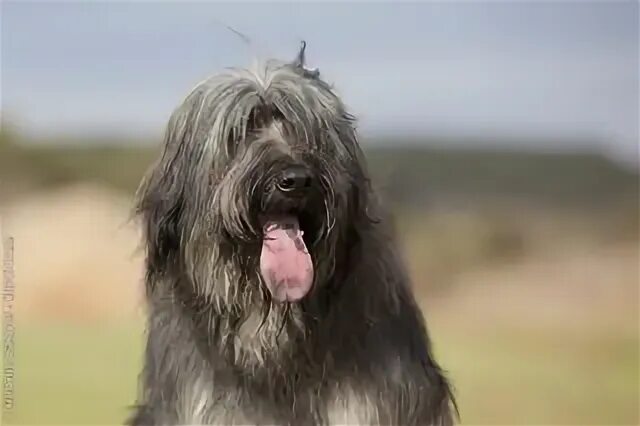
top-left (277, 167), bottom-right (312, 193)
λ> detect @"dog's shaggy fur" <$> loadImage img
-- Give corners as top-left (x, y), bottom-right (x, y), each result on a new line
top-left (129, 45), bottom-right (456, 426)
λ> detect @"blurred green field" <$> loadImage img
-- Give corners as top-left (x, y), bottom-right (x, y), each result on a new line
top-left (1, 324), bottom-right (143, 425)
top-left (3, 311), bottom-right (637, 425)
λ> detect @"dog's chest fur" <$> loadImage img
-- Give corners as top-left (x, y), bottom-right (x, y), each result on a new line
top-left (153, 306), bottom-right (379, 426)
top-left (178, 377), bottom-right (379, 426)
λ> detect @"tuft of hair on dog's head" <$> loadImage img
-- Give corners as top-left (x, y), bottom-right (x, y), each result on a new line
top-left (136, 43), bottom-right (376, 310)
top-left (292, 40), bottom-right (321, 79)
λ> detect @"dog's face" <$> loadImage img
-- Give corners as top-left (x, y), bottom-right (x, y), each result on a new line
top-left (214, 122), bottom-right (333, 300)
top-left (137, 59), bottom-right (373, 307)
top-left (215, 118), bottom-right (340, 253)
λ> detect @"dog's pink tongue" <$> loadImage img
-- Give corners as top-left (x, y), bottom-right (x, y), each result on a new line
top-left (260, 216), bottom-right (313, 302)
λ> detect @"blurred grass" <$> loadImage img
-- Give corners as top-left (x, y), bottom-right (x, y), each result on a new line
top-left (433, 328), bottom-right (639, 425)
top-left (2, 318), bottom-right (637, 425)
top-left (2, 323), bottom-right (143, 425)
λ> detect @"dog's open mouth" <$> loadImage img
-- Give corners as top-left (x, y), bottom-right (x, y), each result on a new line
top-left (259, 214), bottom-right (314, 303)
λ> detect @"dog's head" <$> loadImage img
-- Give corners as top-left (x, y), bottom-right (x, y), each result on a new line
top-left (137, 44), bottom-right (375, 307)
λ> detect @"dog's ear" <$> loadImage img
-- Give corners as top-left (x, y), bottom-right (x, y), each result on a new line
top-left (350, 157), bottom-right (380, 228)
top-left (323, 126), bottom-right (380, 238)
top-left (136, 177), bottom-right (183, 280)
top-left (135, 107), bottom-right (196, 280)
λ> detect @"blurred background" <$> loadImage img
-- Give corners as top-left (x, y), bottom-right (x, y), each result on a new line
top-left (0, 1), bottom-right (638, 425)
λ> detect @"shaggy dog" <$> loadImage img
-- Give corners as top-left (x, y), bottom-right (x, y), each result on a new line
top-left (129, 44), bottom-right (456, 426)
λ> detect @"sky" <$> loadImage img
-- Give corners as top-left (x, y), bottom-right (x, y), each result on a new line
top-left (1, 1), bottom-right (638, 162)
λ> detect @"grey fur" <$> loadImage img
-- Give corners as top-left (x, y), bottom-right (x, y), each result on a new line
top-left (130, 46), bottom-right (456, 426)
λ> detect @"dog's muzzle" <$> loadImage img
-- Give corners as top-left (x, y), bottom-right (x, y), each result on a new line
top-left (259, 164), bottom-right (316, 303)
